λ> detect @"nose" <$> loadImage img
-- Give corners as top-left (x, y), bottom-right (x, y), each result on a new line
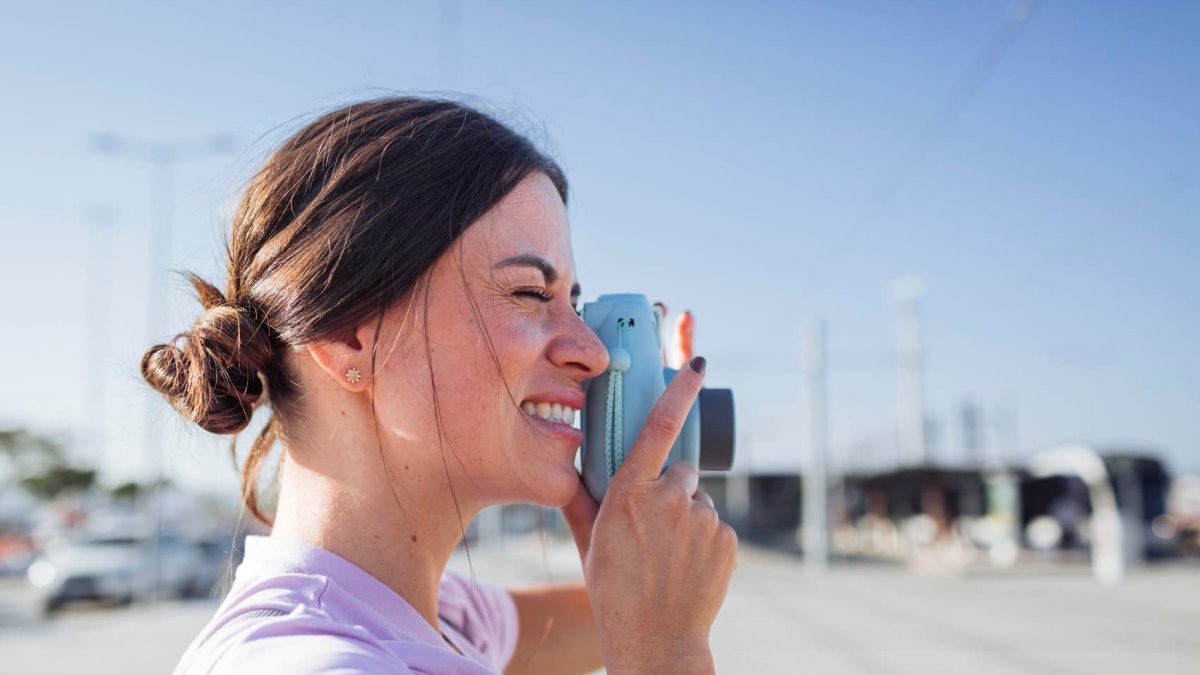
top-left (547, 312), bottom-right (610, 379)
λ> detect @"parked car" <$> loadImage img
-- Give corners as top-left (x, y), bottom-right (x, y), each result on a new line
top-left (26, 531), bottom-right (221, 613)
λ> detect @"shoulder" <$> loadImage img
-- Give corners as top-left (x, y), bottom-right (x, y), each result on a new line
top-left (178, 608), bottom-right (413, 675)
top-left (176, 558), bottom-right (405, 675)
top-left (439, 569), bottom-right (517, 625)
top-left (438, 570), bottom-right (519, 671)
top-left (212, 618), bottom-right (410, 675)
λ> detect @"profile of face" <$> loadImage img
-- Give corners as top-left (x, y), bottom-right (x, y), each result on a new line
top-left (344, 172), bottom-right (610, 509)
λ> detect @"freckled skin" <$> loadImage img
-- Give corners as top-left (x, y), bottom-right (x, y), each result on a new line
top-left (359, 173), bottom-right (609, 510)
top-left (268, 170), bottom-right (722, 672)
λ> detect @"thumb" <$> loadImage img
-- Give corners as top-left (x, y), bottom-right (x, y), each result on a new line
top-left (562, 479), bottom-right (600, 558)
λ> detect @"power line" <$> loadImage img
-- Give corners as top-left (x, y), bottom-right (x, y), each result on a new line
top-left (801, 0), bottom-right (1045, 308)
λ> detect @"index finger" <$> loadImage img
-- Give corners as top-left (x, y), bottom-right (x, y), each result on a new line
top-left (611, 356), bottom-right (706, 487)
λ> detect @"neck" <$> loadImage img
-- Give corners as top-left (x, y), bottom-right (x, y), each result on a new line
top-left (270, 439), bottom-right (478, 630)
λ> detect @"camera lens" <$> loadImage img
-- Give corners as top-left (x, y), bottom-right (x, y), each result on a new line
top-left (698, 388), bottom-right (735, 471)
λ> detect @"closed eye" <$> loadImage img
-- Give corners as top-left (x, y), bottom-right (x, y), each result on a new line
top-left (514, 287), bottom-right (580, 315)
top-left (513, 287), bottom-right (553, 302)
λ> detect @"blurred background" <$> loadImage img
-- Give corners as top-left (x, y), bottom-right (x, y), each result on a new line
top-left (1, 1), bottom-right (1197, 673)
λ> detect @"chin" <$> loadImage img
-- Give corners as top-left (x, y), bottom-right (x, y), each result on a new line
top-left (521, 460), bottom-right (581, 508)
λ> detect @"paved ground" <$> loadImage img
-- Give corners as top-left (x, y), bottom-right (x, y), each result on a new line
top-left (708, 550), bottom-right (1200, 675)
top-left (1, 542), bottom-right (1197, 674)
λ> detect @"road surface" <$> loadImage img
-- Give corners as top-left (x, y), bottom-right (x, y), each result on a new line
top-left (1, 542), bottom-right (1196, 674)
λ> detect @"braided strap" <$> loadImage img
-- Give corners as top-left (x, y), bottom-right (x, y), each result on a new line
top-left (604, 368), bottom-right (624, 480)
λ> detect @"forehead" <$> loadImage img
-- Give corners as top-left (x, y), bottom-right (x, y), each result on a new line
top-left (459, 172), bottom-right (575, 280)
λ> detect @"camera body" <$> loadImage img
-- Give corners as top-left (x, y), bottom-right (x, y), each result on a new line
top-left (579, 294), bottom-right (735, 502)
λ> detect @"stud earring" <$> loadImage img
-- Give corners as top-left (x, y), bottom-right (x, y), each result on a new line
top-left (345, 367), bottom-right (362, 384)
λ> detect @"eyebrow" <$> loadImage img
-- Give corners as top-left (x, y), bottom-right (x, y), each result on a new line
top-left (495, 254), bottom-right (582, 298)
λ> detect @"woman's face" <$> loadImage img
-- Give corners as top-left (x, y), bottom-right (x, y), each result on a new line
top-left (370, 172), bottom-right (610, 508)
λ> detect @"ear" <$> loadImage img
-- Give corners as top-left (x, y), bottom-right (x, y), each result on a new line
top-left (306, 319), bottom-right (381, 393)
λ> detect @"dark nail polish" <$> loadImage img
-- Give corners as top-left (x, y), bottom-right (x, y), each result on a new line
top-left (690, 356), bottom-right (706, 375)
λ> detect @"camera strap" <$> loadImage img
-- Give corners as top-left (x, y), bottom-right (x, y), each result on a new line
top-left (604, 366), bottom-right (624, 480)
top-left (603, 319), bottom-right (633, 481)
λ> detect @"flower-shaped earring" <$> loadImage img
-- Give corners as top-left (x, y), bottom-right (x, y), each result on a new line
top-left (345, 368), bottom-right (362, 384)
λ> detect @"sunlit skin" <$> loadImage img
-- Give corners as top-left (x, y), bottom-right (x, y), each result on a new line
top-left (269, 172), bottom-right (706, 675)
top-left (360, 172), bottom-right (609, 510)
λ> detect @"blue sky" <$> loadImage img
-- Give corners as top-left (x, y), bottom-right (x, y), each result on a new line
top-left (0, 1), bottom-right (1196, 492)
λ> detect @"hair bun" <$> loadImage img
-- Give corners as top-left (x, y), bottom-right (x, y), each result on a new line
top-left (140, 275), bottom-right (276, 435)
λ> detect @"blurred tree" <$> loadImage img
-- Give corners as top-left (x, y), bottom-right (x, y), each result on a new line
top-left (0, 428), bottom-right (65, 483)
top-left (111, 481), bottom-right (143, 501)
top-left (21, 466), bottom-right (97, 500)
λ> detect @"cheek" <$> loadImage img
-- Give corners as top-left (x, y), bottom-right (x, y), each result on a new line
top-left (371, 354), bottom-right (437, 442)
top-left (428, 312), bottom-right (545, 437)
top-left (371, 347), bottom-right (498, 455)
top-left (484, 315), bottom-right (547, 386)
top-left (375, 293), bottom-right (556, 488)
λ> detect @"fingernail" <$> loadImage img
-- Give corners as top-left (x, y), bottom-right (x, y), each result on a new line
top-left (690, 356), bottom-right (706, 375)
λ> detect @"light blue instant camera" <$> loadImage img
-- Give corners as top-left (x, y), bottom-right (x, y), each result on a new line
top-left (579, 294), bottom-right (735, 502)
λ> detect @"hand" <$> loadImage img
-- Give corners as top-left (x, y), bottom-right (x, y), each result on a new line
top-left (561, 306), bottom-right (696, 563)
top-left (581, 354), bottom-right (737, 675)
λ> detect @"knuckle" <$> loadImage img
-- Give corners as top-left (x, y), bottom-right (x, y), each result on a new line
top-left (612, 481), bottom-right (649, 506)
top-left (654, 481), bottom-right (685, 504)
top-left (663, 467), bottom-right (698, 501)
top-left (605, 472), bottom-right (629, 492)
top-left (644, 410), bottom-right (681, 437)
top-left (652, 486), bottom-right (690, 516)
top-left (718, 522), bottom-right (738, 549)
top-left (665, 461), bottom-right (697, 481)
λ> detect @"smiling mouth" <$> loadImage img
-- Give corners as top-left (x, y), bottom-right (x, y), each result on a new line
top-left (519, 400), bottom-right (577, 425)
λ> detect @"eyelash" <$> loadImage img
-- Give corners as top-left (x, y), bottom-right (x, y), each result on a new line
top-left (513, 287), bottom-right (581, 315)
top-left (513, 287), bottom-right (553, 302)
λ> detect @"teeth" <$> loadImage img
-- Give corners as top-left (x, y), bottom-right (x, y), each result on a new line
top-left (520, 401), bottom-right (577, 425)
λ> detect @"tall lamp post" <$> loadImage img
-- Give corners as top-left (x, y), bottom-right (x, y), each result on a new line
top-left (84, 205), bottom-right (116, 475)
top-left (801, 319), bottom-right (829, 573)
top-left (91, 133), bottom-right (234, 601)
top-left (889, 276), bottom-right (926, 468)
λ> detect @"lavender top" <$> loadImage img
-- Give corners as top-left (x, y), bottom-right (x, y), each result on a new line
top-left (173, 535), bottom-right (520, 674)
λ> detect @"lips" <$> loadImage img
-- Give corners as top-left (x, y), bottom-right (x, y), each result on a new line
top-left (518, 396), bottom-right (584, 446)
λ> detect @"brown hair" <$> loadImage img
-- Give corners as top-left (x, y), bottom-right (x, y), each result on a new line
top-left (140, 97), bottom-right (567, 524)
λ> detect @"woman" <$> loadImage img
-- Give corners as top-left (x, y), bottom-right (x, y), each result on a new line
top-left (145, 97), bottom-right (736, 674)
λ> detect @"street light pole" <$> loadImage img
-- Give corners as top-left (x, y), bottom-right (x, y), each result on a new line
top-left (801, 319), bottom-right (829, 573)
top-left (92, 133), bottom-right (234, 602)
top-left (84, 206), bottom-right (116, 475)
top-left (889, 276), bottom-right (927, 469)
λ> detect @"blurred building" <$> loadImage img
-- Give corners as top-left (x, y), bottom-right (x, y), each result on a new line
top-left (700, 449), bottom-right (1181, 569)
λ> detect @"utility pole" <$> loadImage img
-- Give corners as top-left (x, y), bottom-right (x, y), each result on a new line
top-left (889, 277), bottom-right (926, 468)
top-left (801, 319), bottom-right (828, 572)
top-left (84, 205), bottom-right (116, 475)
top-left (961, 399), bottom-right (983, 467)
top-left (92, 132), bottom-right (234, 601)
top-left (991, 399), bottom-right (1018, 468)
